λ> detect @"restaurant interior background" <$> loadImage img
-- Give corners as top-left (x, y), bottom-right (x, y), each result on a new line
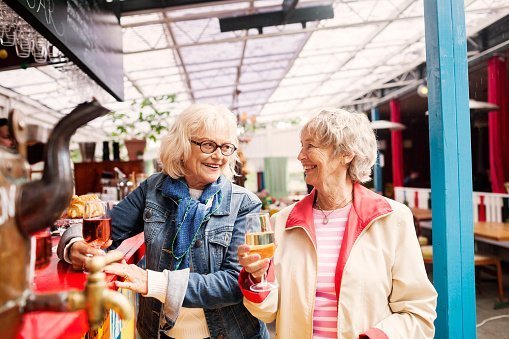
top-left (1, 0), bottom-right (509, 336)
top-left (0, 0), bottom-right (508, 199)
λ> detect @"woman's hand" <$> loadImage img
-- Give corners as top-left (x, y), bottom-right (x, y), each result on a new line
top-left (238, 244), bottom-right (270, 283)
top-left (104, 259), bottom-right (148, 294)
top-left (68, 240), bottom-right (108, 271)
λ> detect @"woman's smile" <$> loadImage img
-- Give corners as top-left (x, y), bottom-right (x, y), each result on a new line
top-left (303, 164), bottom-right (317, 174)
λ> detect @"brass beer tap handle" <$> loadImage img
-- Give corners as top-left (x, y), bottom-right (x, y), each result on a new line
top-left (84, 249), bottom-right (133, 330)
top-left (85, 250), bottom-right (124, 273)
top-left (102, 289), bottom-right (133, 321)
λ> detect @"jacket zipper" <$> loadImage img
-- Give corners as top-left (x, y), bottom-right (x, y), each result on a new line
top-left (336, 210), bottom-right (393, 337)
top-left (286, 225), bottom-right (318, 338)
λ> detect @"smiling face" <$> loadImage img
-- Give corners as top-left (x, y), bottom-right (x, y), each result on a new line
top-left (298, 130), bottom-right (347, 190)
top-left (183, 126), bottom-right (235, 189)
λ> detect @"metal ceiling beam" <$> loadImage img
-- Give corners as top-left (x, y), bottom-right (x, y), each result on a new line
top-left (231, 79), bottom-right (420, 110)
top-left (108, 0), bottom-right (239, 16)
top-left (231, 0), bottom-right (253, 110)
top-left (161, 11), bottom-right (195, 101)
top-left (282, 0), bottom-right (299, 17)
top-left (271, 0), bottom-right (418, 114)
top-left (102, 75), bottom-right (418, 108)
top-left (219, 4), bottom-right (333, 33)
top-left (121, 2), bottom-right (287, 27)
top-left (122, 14), bottom-right (428, 52)
top-left (344, 2), bottom-right (509, 111)
top-left (0, 86), bottom-right (105, 141)
top-left (346, 36), bottom-right (509, 111)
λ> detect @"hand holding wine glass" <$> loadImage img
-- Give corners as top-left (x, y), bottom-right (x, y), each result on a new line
top-left (242, 212), bottom-right (277, 292)
top-left (82, 201), bottom-right (112, 251)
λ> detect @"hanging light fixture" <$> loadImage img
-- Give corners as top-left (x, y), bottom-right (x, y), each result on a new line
top-left (416, 84), bottom-right (429, 98)
top-left (370, 120), bottom-right (406, 130)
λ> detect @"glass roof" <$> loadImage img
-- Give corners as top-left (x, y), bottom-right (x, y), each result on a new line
top-left (0, 0), bottom-right (508, 141)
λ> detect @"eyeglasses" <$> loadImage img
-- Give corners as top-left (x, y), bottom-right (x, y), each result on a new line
top-left (190, 139), bottom-right (237, 156)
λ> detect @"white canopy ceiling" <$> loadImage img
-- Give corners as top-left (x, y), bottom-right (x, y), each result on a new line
top-left (0, 0), bottom-right (508, 141)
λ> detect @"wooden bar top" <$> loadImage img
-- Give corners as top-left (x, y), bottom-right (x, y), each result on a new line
top-left (474, 222), bottom-right (509, 241)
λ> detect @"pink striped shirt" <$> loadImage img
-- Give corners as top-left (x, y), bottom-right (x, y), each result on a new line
top-left (312, 204), bottom-right (351, 339)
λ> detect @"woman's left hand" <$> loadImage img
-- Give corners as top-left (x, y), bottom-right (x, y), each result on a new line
top-left (104, 259), bottom-right (148, 294)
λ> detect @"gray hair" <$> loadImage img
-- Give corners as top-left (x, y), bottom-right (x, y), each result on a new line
top-left (159, 103), bottom-right (239, 180)
top-left (301, 107), bottom-right (377, 183)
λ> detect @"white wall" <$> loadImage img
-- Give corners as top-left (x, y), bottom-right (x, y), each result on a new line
top-left (242, 126), bottom-right (301, 160)
top-left (241, 126), bottom-right (307, 194)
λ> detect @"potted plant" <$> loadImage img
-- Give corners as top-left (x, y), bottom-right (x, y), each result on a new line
top-left (109, 94), bottom-right (176, 160)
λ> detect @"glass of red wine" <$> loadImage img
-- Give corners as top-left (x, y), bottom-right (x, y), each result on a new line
top-left (82, 201), bottom-right (112, 250)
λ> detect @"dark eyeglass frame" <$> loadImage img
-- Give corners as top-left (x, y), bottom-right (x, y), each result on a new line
top-left (190, 139), bottom-right (237, 156)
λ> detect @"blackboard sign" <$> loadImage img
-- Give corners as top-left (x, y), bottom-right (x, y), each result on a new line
top-left (4, 0), bottom-right (124, 101)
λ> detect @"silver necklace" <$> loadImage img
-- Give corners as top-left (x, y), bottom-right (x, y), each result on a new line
top-left (316, 197), bottom-right (352, 224)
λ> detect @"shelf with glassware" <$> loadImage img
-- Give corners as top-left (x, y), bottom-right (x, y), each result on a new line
top-left (73, 160), bottom-right (145, 197)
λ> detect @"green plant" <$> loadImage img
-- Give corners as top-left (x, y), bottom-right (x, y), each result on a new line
top-left (109, 94), bottom-right (176, 142)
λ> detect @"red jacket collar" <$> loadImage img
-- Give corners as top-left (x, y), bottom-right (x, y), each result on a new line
top-left (285, 182), bottom-right (393, 237)
top-left (286, 182), bottom-right (393, 298)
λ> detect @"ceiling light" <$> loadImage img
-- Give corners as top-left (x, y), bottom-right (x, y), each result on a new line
top-left (417, 84), bottom-right (428, 98)
top-left (370, 120), bottom-right (406, 130)
top-left (469, 99), bottom-right (499, 111)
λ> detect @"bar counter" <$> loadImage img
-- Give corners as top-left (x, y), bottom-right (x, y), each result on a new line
top-left (17, 233), bottom-right (145, 339)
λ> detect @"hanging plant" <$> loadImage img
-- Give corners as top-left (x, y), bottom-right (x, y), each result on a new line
top-left (109, 94), bottom-right (176, 143)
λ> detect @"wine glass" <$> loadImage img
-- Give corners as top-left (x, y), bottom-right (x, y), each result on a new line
top-left (29, 227), bottom-right (52, 288)
top-left (83, 201), bottom-right (112, 250)
top-left (245, 212), bottom-right (278, 292)
top-left (32, 227), bottom-right (52, 271)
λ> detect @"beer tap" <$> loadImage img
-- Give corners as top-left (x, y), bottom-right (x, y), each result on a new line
top-left (23, 250), bottom-right (133, 330)
top-left (114, 167), bottom-right (133, 200)
top-left (0, 100), bottom-right (129, 337)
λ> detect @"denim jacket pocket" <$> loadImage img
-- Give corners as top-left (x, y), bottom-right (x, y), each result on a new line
top-left (143, 204), bottom-right (168, 243)
top-left (206, 226), bottom-right (233, 272)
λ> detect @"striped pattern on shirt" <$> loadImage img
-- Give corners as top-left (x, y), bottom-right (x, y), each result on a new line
top-left (312, 204), bottom-right (351, 339)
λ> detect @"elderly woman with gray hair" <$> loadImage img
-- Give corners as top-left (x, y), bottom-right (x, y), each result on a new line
top-left (238, 108), bottom-right (437, 338)
top-left (58, 103), bottom-right (269, 339)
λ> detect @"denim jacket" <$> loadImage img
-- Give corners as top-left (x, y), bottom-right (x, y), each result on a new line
top-left (59, 173), bottom-right (269, 339)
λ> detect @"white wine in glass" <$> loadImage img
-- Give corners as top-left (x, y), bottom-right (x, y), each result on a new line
top-left (245, 212), bottom-right (277, 292)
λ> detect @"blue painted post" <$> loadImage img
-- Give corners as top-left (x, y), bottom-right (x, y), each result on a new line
top-left (423, 1), bottom-right (476, 338)
top-left (371, 107), bottom-right (383, 194)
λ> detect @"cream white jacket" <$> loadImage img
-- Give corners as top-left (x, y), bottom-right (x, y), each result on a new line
top-left (240, 184), bottom-right (437, 339)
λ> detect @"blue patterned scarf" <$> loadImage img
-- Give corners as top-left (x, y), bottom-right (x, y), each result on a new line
top-left (162, 175), bottom-right (224, 269)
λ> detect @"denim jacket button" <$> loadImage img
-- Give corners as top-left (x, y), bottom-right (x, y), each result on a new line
top-left (194, 239), bottom-right (203, 248)
top-left (144, 210), bottom-right (152, 219)
top-left (217, 334), bottom-right (224, 339)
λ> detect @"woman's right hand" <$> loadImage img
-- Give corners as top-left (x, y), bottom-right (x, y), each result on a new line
top-left (238, 244), bottom-right (270, 282)
top-left (68, 240), bottom-right (110, 271)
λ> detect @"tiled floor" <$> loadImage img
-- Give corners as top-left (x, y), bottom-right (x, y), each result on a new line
top-left (476, 271), bottom-right (509, 338)
top-left (265, 270), bottom-right (509, 338)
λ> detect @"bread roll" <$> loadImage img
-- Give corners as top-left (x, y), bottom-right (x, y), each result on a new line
top-left (66, 194), bottom-right (101, 218)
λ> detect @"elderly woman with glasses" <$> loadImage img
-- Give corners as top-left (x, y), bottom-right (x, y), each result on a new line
top-left (238, 108), bottom-right (437, 338)
top-left (57, 103), bottom-right (269, 339)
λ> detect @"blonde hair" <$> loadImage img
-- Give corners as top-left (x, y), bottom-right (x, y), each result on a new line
top-left (301, 107), bottom-right (377, 183)
top-left (159, 103), bottom-right (239, 180)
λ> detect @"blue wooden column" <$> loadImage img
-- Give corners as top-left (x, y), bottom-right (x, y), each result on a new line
top-left (423, 1), bottom-right (476, 338)
top-left (371, 107), bottom-right (383, 194)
